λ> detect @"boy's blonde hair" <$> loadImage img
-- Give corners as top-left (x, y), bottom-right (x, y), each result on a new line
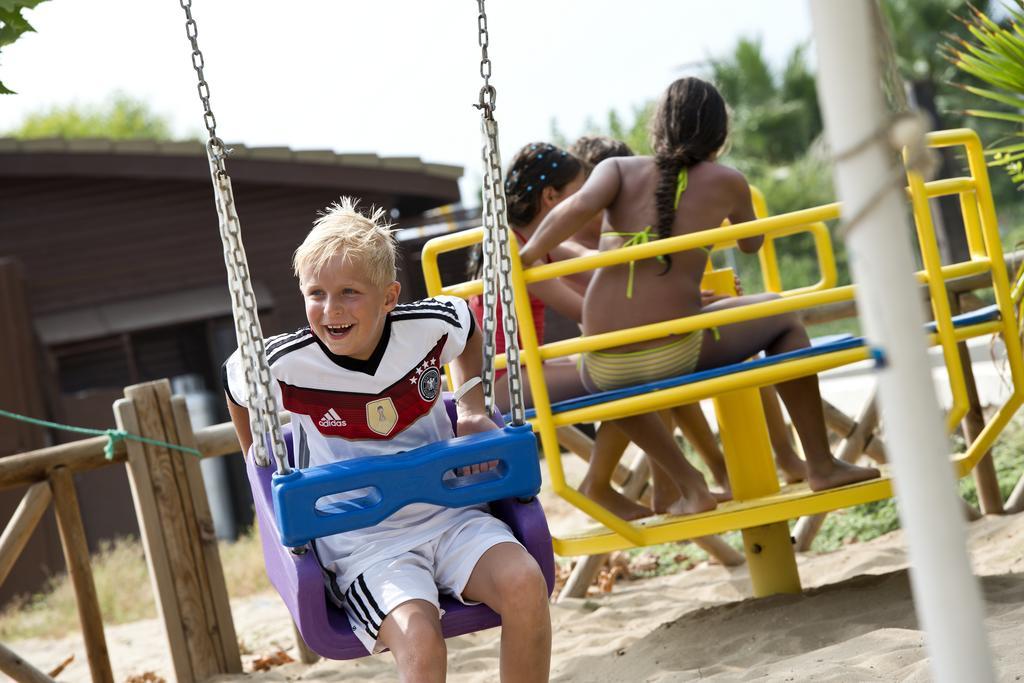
top-left (292, 197), bottom-right (397, 288)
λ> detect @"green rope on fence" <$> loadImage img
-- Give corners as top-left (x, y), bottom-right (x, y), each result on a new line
top-left (0, 408), bottom-right (203, 460)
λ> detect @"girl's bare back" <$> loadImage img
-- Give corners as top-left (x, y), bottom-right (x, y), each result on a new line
top-left (582, 156), bottom-right (759, 350)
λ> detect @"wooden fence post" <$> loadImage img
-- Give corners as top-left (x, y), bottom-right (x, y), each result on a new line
top-left (48, 466), bottom-right (113, 683)
top-left (953, 293), bottom-right (1003, 515)
top-left (0, 482), bottom-right (51, 588)
top-left (115, 380), bottom-right (241, 683)
top-left (169, 395), bottom-right (241, 670)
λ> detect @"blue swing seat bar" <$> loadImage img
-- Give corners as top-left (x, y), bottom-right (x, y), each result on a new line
top-left (272, 424), bottom-right (542, 548)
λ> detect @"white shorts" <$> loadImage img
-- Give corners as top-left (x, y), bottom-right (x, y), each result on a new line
top-left (340, 512), bottom-right (521, 654)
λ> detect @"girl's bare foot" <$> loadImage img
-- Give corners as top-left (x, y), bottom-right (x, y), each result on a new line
top-left (664, 488), bottom-right (718, 516)
top-left (807, 458), bottom-right (881, 492)
top-left (776, 456), bottom-right (807, 485)
top-left (579, 479), bottom-right (654, 520)
top-left (707, 465), bottom-right (730, 492)
top-left (650, 474), bottom-right (681, 515)
top-left (653, 486), bottom-right (730, 511)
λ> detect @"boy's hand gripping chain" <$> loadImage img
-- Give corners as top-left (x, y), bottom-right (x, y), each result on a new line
top-left (179, 0), bottom-right (288, 472)
top-left (476, 0), bottom-right (526, 427)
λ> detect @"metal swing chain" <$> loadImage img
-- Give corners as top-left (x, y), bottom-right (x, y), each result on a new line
top-left (475, 0), bottom-right (497, 116)
top-left (476, 0), bottom-right (498, 413)
top-left (475, 0), bottom-right (526, 426)
top-left (479, 163), bottom-right (499, 414)
top-left (481, 120), bottom-right (526, 426)
top-left (179, 0), bottom-right (289, 473)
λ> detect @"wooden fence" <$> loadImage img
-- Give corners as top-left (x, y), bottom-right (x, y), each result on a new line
top-left (0, 379), bottom-right (243, 683)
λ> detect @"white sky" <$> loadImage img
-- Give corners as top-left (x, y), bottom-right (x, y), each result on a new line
top-left (1, 0), bottom-right (814, 203)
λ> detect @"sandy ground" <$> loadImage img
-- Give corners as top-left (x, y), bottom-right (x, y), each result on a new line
top-left (11, 480), bottom-right (1024, 683)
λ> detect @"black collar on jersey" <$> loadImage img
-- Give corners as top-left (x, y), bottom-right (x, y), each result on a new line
top-left (312, 315), bottom-right (392, 375)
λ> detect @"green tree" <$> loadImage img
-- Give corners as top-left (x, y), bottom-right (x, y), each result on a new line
top-left (709, 38), bottom-right (822, 167)
top-left (602, 103), bottom-right (654, 156)
top-left (555, 103), bottom-right (655, 156)
top-left (7, 93), bottom-right (176, 140)
top-left (881, 0), bottom-right (1002, 262)
top-left (702, 38), bottom-right (832, 219)
top-left (882, 0), bottom-right (993, 117)
top-left (1, 0), bottom-right (49, 94)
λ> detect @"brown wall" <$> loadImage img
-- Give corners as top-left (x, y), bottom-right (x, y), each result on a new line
top-left (2, 175), bottom-right (399, 334)
top-left (0, 259), bottom-right (63, 609)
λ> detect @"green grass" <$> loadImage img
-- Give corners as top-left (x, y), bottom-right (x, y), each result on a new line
top-left (812, 416), bottom-right (1024, 553)
top-left (0, 522), bottom-right (270, 641)
top-left (0, 536), bottom-right (153, 641)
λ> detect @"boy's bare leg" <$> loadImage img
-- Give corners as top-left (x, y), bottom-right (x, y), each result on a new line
top-left (579, 422), bottom-right (653, 520)
top-left (462, 543), bottom-right (551, 683)
top-left (697, 294), bottom-right (879, 491)
top-left (760, 387), bottom-right (807, 484)
top-left (670, 403), bottom-right (732, 497)
top-left (609, 412), bottom-right (717, 515)
top-left (377, 600), bottom-right (446, 683)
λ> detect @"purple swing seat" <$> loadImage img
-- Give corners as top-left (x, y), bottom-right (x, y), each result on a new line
top-left (245, 396), bottom-right (555, 660)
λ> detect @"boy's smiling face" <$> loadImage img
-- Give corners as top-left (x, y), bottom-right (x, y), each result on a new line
top-left (300, 253), bottom-right (400, 360)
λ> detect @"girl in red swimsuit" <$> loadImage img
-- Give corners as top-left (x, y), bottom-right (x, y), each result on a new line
top-left (468, 142), bottom-right (590, 413)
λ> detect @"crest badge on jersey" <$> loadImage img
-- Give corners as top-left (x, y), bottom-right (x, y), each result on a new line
top-left (366, 397), bottom-right (398, 436)
top-left (417, 366), bottom-right (441, 402)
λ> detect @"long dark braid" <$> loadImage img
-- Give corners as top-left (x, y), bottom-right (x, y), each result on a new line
top-left (649, 77), bottom-right (729, 271)
top-left (467, 142), bottom-right (583, 278)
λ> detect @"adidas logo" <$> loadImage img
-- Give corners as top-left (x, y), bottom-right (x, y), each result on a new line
top-left (318, 408), bottom-right (347, 428)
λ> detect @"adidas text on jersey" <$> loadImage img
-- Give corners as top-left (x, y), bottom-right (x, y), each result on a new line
top-left (318, 408), bottom-right (348, 428)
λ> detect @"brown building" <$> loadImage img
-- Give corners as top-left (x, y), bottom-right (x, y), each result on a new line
top-left (0, 137), bottom-right (462, 606)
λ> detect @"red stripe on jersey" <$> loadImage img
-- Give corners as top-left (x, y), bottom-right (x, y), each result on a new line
top-left (279, 335), bottom-right (448, 440)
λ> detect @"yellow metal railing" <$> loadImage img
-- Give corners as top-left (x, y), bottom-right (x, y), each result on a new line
top-left (754, 186), bottom-right (837, 295)
top-left (421, 128), bottom-right (1023, 556)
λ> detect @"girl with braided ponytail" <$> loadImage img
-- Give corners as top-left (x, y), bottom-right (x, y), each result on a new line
top-left (520, 77), bottom-right (878, 514)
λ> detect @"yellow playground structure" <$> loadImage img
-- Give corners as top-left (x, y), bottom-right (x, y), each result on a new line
top-left (421, 128), bottom-right (1024, 598)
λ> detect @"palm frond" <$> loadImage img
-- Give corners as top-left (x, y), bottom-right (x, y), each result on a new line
top-left (960, 84), bottom-right (1024, 109)
top-left (946, 2), bottom-right (1024, 187)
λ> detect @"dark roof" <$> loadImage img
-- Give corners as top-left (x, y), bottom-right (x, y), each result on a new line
top-left (0, 137), bottom-right (462, 213)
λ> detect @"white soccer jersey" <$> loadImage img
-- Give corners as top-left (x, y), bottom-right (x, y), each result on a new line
top-left (223, 295), bottom-right (483, 588)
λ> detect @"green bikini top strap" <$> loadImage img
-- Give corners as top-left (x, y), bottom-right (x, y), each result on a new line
top-left (674, 167), bottom-right (688, 209)
top-left (603, 226), bottom-right (656, 299)
top-left (672, 168), bottom-right (710, 253)
top-left (603, 168), bottom-right (695, 299)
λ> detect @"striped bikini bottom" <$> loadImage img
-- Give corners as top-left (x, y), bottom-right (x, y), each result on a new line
top-left (580, 331), bottom-right (704, 392)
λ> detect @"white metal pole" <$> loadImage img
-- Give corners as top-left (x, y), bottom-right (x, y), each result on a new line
top-left (808, 2), bottom-right (994, 681)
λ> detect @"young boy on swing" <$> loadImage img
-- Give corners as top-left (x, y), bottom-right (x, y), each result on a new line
top-left (223, 198), bottom-right (550, 682)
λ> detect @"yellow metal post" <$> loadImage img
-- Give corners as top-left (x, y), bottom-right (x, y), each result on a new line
top-left (714, 388), bottom-right (801, 596)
